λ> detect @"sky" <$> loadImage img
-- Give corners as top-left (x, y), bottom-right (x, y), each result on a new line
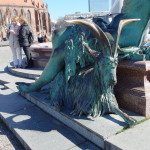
top-left (90, 0), bottom-right (110, 12)
top-left (42, 0), bottom-right (89, 21)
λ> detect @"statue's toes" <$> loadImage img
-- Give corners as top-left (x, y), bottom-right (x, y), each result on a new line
top-left (16, 85), bottom-right (22, 91)
top-left (127, 118), bottom-right (137, 127)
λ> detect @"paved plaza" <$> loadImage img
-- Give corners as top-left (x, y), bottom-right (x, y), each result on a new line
top-left (0, 46), bottom-right (150, 150)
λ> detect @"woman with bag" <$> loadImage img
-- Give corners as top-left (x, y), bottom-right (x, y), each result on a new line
top-left (18, 17), bottom-right (33, 68)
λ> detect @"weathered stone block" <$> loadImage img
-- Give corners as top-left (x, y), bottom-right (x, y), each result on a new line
top-left (30, 47), bottom-right (53, 68)
top-left (115, 60), bottom-right (150, 117)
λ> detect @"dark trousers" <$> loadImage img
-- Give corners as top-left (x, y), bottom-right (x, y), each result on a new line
top-left (22, 46), bottom-right (33, 67)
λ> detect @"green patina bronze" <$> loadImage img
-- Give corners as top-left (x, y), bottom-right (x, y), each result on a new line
top-left (17, 0), bottom-right (150, 126)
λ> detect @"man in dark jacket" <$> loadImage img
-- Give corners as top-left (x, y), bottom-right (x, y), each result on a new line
top-left (19, 17), bottom-right (33, 68)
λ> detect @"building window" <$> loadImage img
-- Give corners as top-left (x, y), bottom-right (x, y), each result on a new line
top-left (13, 9), bottom-right (18, 16)
top-left (27, 10), bottom-right (31, 25)
top-left (35, 10), bottom-right (39, 32)
top-left (21, 9), bottom-right (24, 16)
top-left (42, 13), bottom-right (46, 30)
top-left (6, 8), bottom-right (9, 15)
top-left (0, 10), bottom-right (2, 23)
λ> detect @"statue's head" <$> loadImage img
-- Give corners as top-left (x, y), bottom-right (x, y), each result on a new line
top-left (96, 56), bottom-right (118, 87)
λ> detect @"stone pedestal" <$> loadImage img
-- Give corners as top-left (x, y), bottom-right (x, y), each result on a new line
top-left (115, 60), bottom-right (150, 117)
top-left (30, 42), bottom-right (53, 68)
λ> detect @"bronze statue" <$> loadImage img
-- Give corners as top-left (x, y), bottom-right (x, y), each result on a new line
top-left (17, 0), bottom-right (150, 126)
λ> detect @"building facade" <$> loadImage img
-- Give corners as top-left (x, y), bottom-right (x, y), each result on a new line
top-left (64, 11), bottom-right (109, 20)
top-left (0, 0), bottom-right (51, 37)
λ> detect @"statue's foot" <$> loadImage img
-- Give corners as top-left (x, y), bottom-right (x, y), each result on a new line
top-left (126, 117), bottom-right (137, 127)
top-left (17, 84), bottom-right (32, 93)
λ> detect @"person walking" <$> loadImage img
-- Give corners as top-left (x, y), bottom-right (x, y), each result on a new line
top-left (6, 16), bottom-right (22, 68)
top-left (18, 17), bottom-right (33, 68)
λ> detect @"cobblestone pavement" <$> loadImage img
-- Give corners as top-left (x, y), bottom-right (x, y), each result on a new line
top-left (0, 119), bottom-right (25, 150)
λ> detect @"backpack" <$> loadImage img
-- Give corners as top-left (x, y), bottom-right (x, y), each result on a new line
top-left (28, 30), bottom-right (34, 45)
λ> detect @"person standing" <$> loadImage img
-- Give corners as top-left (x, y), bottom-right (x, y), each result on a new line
top-left (18, 17), bottom-right (33, 68)
top-left (6, 16), bottom-right (22, 68)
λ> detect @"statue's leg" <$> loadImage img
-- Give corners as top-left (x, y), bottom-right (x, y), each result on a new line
top-left (17, 47), bottom-right (65, 92)
top-left (111, 106), bottom-right (137, 126)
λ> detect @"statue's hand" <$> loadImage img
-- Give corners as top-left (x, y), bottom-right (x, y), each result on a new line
top-left (16, 81), bottom-right (34, 92)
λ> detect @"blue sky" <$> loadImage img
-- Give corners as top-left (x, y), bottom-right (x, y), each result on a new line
top-left (43, 0), bottom-right (89, 21)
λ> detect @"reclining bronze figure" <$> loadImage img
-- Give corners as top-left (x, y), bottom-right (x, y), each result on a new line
top-left (17, 0), bottom-right (150, 126)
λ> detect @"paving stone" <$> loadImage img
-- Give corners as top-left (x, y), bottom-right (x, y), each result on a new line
top-left (105, 119), bottom-right (150, 150)
top-left (0, 120), bottom-right (24, 150)
top-left (0, 87), bottom-right (34, 114)
top-left (1, 105), bottom-right (87, 150)
top-left (7, 64), bottom-right (42, 80)
top-left (70, 141), bottom-right (101, 150)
